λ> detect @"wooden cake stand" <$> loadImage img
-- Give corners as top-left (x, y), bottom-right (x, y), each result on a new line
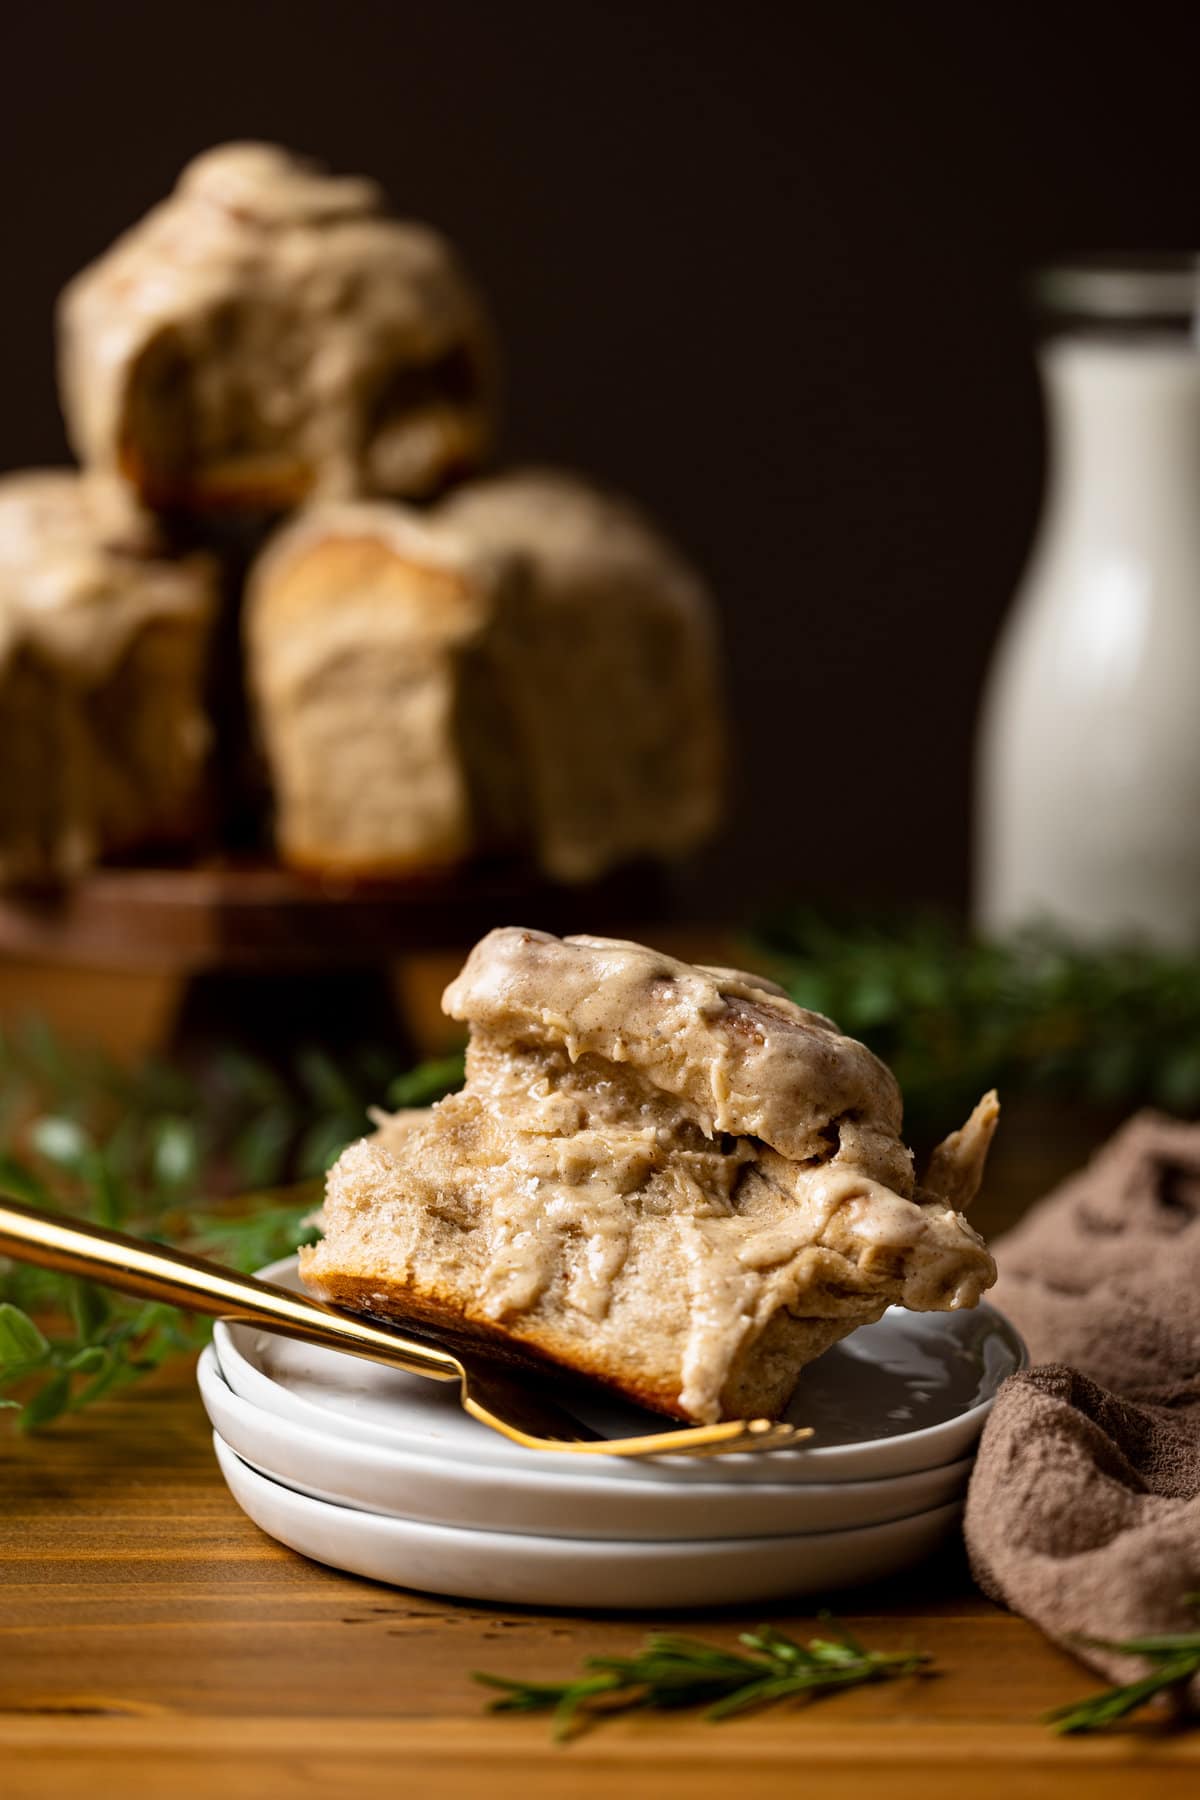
top-left (0, 858), bottom-right (670, 1057)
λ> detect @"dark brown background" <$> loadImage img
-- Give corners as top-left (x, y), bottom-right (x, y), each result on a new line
top-left (3, 1), bottom-right (1198, 920)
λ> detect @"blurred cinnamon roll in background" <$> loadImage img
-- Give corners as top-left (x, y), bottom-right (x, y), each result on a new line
top-left (245, 471), bottom-right (723, 882)
top-left (0, 471), bottom-right (216, 881)
top-left (0, 142), bottom-right (724, 891)
top-left (57, 143), bottom-right (495, 515)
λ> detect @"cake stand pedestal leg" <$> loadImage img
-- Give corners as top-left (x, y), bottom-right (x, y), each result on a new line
top-left (167, 964), bottom-right (415, 1065)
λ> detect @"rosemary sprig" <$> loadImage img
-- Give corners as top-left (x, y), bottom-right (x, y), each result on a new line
top-left (1044, 1597), bottom-right (1200, 1734)
top-left (475, 1621), bottom-right (933, 1741)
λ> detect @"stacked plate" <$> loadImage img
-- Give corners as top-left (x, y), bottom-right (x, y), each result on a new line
top-left (201, 1255), bottom-right (1026, 1610)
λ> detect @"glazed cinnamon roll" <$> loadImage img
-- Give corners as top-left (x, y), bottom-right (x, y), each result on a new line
top-left (0, 471), bottom-right (216, 881)
top-left (58, 143), bottom-right (495, 514)
top-left (243, 470), bottom-right (723, 882)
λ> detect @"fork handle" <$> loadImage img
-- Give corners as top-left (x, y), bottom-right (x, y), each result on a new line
top-left (0, 1194), bottom-right (460, 1384)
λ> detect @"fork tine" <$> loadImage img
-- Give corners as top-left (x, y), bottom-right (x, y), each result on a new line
top-left (679, 1427), bottom-right (812, 1459)
top-left (673, 1422), bottom-right (813, 1459)
top-left (458, 1351), bottom-right (813, 1456)
top-left (461, 1395), bottom-right (813, 1459)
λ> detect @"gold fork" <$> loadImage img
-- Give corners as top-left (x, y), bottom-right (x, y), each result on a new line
top-left (0, 1195), bottom-right (809, 1459)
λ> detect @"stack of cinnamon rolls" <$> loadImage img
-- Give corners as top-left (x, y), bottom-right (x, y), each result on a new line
top-left (0, 144), bottom-right (723, 885)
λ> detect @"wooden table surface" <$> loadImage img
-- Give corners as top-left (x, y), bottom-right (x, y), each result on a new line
top-left (7, 1365), bottom-right (1199, 1792)
top-left (4, 1114), bottom-right (1198, 1797)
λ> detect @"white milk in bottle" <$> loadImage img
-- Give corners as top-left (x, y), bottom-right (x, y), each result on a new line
top-left (976, 259), bottom-right (1200, 947)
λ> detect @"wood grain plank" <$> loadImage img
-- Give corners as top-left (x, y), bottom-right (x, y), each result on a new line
top-left (1, 1276), bottom-right (1190, 1795)
top-left (5, 1717), bottom-right (1200, 1800)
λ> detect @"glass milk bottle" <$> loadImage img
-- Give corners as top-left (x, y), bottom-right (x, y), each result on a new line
top-left (976, 260), bottom-right (1200, 948)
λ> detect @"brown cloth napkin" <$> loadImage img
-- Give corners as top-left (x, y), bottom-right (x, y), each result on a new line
top-left (964, 1111), bottom-right (1200, 1692)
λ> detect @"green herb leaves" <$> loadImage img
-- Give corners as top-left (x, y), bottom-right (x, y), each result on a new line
top-left (0, 1302), bottom-right (49, 1365)
top-left (478, 1609), bottom-right (1200, 1743)
top-left (754, 910), bottom-right (1200, 1139)
top-left (476, 1622), bottom-right (933, 1741)
top-left (0, 1022), bottom-right (465, 1429)
top-left (1044, 1598), bottom-right (1200, 1734)
top-left (0, 1301), bottom-right (51, 1410)
top-left (388, 1054), bottom-right (471, 1110)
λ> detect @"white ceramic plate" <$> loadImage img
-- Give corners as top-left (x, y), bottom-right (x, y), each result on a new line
top-left (214, 1256), bottom-right (1025, 1484)
top-left (198, 1345), bottom-right (972, 1539)
top-left (212, 1432), bottom-right (964, 1608)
